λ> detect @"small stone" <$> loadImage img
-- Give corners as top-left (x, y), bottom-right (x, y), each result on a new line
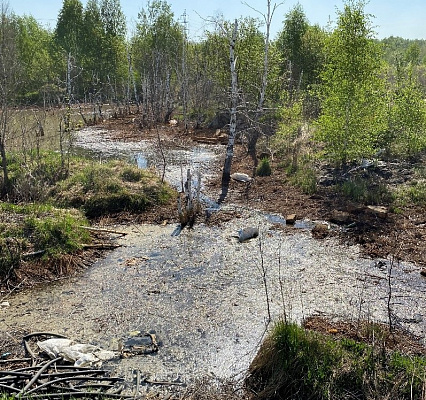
top-left (286, 214), bottom-right (297, 225)
top-left (420, 269), bottom-right (426, 278)
top-left (312, 223), bottom-right (330, 239)
top-left (366, 205), bottom-right (388, 219)
top-left (1, 301), bottom-right (10, 308)
top-left (238, 227), bottom-right (259, 242)
top-left (330, 210), bottom-right (351, 223)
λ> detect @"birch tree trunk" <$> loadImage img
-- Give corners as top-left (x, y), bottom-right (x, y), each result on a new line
top-left (218, 20), bottom-right (238, 203)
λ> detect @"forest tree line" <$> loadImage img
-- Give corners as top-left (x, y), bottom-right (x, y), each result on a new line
top-left (1, 0), bottom-right (426, 171)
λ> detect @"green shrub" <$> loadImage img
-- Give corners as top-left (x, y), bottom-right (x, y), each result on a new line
top-left (404, 181), bottom-right (426, 205)
top-left (247, 321), bottom-right (426, 400)
top-left (341, 178), bottom-right (393, 204)
top-left (289, 165), bottom-right (317, 195)
top-left (256, 157), bottom-right (272, 177)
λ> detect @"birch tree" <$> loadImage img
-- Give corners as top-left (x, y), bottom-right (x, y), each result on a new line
top-left (219, 19), bottom-right (238, 203)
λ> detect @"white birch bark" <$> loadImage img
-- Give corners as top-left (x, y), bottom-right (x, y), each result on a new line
top-left (219, 19), bottom-right (239, 203)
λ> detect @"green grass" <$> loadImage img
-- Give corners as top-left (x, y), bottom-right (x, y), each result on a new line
top-left (0, 203), bottom-right (90, 279)
top-left (1, 152), bottom-right (176, 282)
top-left (247, 321), bottom-right (426, 400)
top-left (340, 177), bottom-right (393, 205)
top-left (56, 159), bottom-right (175, 217)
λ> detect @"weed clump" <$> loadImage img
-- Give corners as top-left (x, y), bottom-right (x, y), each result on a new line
top-left (256, 157), bottom-right (272, 177)
top-left (340, 177), bottom-right (393, 204)
top-left (246, 320), bottom-right (426, 400)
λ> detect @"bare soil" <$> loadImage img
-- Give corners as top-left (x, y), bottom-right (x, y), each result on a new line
top-left (215, 148), bottom-right (426, 269)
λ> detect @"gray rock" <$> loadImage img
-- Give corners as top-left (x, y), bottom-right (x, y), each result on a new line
top-left (231, 173), bottom-right (252, 183)
top-left (238, 227), bottom-right (259, 242)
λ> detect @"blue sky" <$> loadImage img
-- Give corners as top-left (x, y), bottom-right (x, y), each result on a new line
top-left (9, 0), bottom-right (426, 40)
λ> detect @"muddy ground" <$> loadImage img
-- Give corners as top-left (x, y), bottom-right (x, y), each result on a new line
top-left (104, 116), bottom-right (426, 270)
top-left (1, 116), bottom-right (426, 395)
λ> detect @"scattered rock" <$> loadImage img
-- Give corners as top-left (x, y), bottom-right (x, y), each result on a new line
top-left (311, 223), bottom-right (330, 239)
top-left (365, 205), bottom-right (388, 219)
top-left (231, 172), bottom-right (252, 183)
top-left (286, 214), bottom-right (297, 225)
top-left (421, 269), bottom-right (426, 278)
top-left (1, 301), bottom-right (10, 308)
top-left (330, 210), bottom-right (351, 224)
top-left (238, 227), bottom-right (259, 242)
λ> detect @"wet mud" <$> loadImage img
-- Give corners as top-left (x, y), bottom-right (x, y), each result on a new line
top-left (2, 127), bottom-right (426, 390)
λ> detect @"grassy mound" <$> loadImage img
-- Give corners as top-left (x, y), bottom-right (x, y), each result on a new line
top-left (1, 152), bottom-right (176, 285)
top-left (0, 202), bottom-right (91, 281)
top-left (55, 159), bottom-right (175, 218)
top-left (246, 320), bottom-right (426, 400)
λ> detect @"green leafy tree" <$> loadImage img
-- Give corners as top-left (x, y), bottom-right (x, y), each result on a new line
top-left (81, 0), bottom-right (104, 96)
top-left (54, 0), bottom-right (84, 98)
top-left (99, 0), bottom-right (127, 100)
top-left (386, 64), bottom-right (426, 157)
top-left (236, 17), bottom-right (266, 106)
top-left (277, 5), bottom-right (326, 96)
top-left (405, 43), bottom-right (421, 66)
top-left (16, 16), bottom-right (53, 102)
top-left (54, 0), bottom-right (83, 57)
top-left (315, 0), bottom-right (386, 166)
top-left (276, 3), bottom-right (308, 91)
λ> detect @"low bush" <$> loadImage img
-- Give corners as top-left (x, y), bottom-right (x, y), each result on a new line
top-left (256, 157), bottom-right (272, 177)
top-left (340, 177), bottom-right (393, 204)
top-left (288, 165), bottom-right (317, 195)
top-left (402, 181), bottom-right (426, 205)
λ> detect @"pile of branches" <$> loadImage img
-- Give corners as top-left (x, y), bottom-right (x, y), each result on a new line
top-left (0, 332), bottom-right (134, 399)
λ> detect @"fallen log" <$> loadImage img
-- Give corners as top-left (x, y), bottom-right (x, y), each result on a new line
top-left (82, 243), bottom-right (122, 250)
top-left (78, 226), bottom-right (127, 236)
